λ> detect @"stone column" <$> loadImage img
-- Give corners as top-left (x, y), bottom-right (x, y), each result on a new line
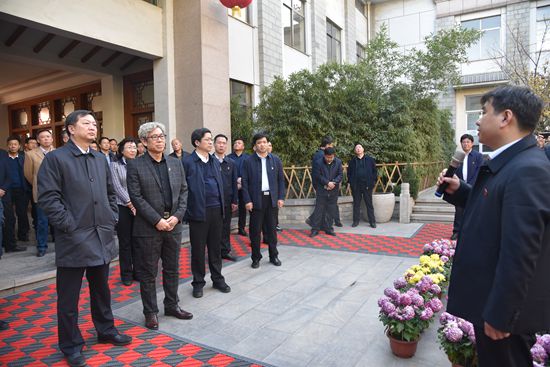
top-left (399, 183), bottom-right (411, 224)
top-left (344, 0), bottom-right (357, 63)
top-left (310, 0), bottom-right (328, 69)
top-left (257, 0), bottom-right (283, 87)
top-left (100, 75), bottom-right (125, 141)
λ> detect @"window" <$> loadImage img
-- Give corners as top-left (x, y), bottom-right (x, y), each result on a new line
top-left (283, 0), bottom-right (306, 53)
top-left (537, 6), bottom-right (550, 51)
top-left (227, 5), bottom-right (249, 24)
top-left (356, 42), bottom-right (365, 61)
top-left (230, 80), bottom-right (252, 109)
top-left (326, 19), bottom-right (341, 63)
top-left (462, 15), bottom-right (501, 60)
top-left (465, 95), bottom-right (482, 131)
top-left (355, 0), bottom-right (365, 15)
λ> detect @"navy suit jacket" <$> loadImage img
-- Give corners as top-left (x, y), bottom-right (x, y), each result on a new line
top-left (444, 135), bottom-right (550, 334)
top-left (241, 153), bottom-right (285, 209)
top-left (456, 150), bottom-right (483, 185)
top-left (545, 145), bottom-right (550, 160)
top-left (218, 156), bottom-right (238, 205)
top-left (0, 149), bottom-right (11, 192)
top-left (312, 157), bottom-right (343, 192)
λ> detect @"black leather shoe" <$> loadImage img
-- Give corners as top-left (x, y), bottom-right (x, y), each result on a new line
top-left (192, 288), bottom-right (203, 298)
top-left (65, 352), bottom-right (86, 367)
top-left (309, 230), bottom-right (319, 238)
top-left (122, 279), bottom-right (132, 286)
top-left (145, 314), bottom-right (159, 330)
top-left (351, 222), bottom-right (359, 227)
top-left (276, 225), bottom-right (283, 232)
top-left (213, 282), bottom-right (231, 293)
top-left (98, 333), bottom-right (132, 346)
top-left (334, 221), bottom-right (343, 227)
top-left (251, 260), bottom-right (260, 269)
top-left (370, 223), bottom-right (377, 228)
top-left (0, 320), bottom-right (9, 330)
top-left (5, 246), bottom-right (26, 253)
top-left (325, 231), bottom-right (337, 236)
top-left (36, 250), bottom-right (46, 257)
top-left (222, 254), bottom-right (237, 261)
top-left (165, 307), bottom-right (193, 320)
top-left (270, 257), bottom-right (282, 266)
top-left (238, 229), bottom-right (248, 236)
top-left (450, 232), bottom-right (458, 240)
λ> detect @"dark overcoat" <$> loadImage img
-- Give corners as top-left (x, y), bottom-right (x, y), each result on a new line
top-left (127, 153), bottom-right (188, 237)
top-left (444, 135), bottom-right (550, 334)
top-left (37, 140), bottom-right (118, 267)
top-left (456, 149), bottom-right (484, 185)
top-left (241, 153), bottom-right (285, 209)
top-left (219, 156), bottom-right (238, 205)
top-left (347, 154), bottom-right (377, 189)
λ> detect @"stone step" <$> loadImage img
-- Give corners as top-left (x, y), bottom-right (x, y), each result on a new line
top-left (413, 205), bottom-right (455, 214)
top-left (410, 213), bottom-right (454, 223)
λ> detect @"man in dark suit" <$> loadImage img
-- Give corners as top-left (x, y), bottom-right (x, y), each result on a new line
top-left (227, 138), bottom-right (249, 236)
top-left (241, 133), bottom-right (285, 269)
top-left (213, 134), bottom-right (238, 261)
top-left (127, 122), bottom-right (193, 330)
top-left (438, 86), bottom-right (550, 367)
top-left (38, 110), bottom-right (131, 367)
top-left (183, 128), bottom-right (231, 299)
top-left (169, 137), bottom-right (191, 161)
top-left (451, 133), bottom-right (484, 240)
top-left (309, 147), bottom-right (343, 237)
top-left (3, 136), bottom-right (30, 251)
top-left (347, 142), bottom-right (377, 228)
top-left (0, 148), bottom-right (10, 261)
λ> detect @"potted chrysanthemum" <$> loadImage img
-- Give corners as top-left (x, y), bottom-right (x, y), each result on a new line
top-left (437, 312), bottom-right (477, 367)
top-left (378, 276), bottom-right (443, 358)
top-left (532, 334), bottom-right (550, 367)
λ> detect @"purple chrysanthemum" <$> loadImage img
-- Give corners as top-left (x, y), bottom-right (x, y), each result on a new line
top-left (444, 326), bottom-right (464, 342)
top-left (439, 312), bottom-right (455, 324)
top-left (531, 344), bottom-right (548, 364)
top-left (378, 297), bottom-right (389, 308)
top-left (411, 293), bottom-right (424, 307)
top-left (430, 284), bottom-right (441, 295)
top-left (402, 306), bottom-right (415, 320)
top-left (384, 287), bottom-right (400, 301)
top-left (381, 301), bottom-right (396, 315)
top-left (440, 255), bottom-right (449, 263)
top-left (420, 307), bottom-right (434, 321)
top-left (539, 334), bottom-right (550, 354)
top-left (457, 319), bottom-right (474, 335)
top-left (427, 298), bottom-right (443, 312)
top-left (393, 277), bottom-right (407, 289)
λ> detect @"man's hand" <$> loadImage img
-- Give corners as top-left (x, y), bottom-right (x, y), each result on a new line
top-left (155, 218), bottom-right (172, 231)
top-left (327, 182), bottom-right (336, 190)
top-left (0, 188), bottom-right (5, 197)
top-left (277, 200), bottom-right (284, 208)
top-left (245, 202), bottom-right (253, 212)
top-left (231, 203), bottom-right (238, 212)
top-left (484, 322), bottom-right (510, 340)
top-left (436, 169), bottom-right (460, 195)
top-left (166, 216), bottom-right (179, 231)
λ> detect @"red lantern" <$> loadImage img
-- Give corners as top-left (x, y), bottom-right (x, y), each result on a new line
top-left (220, 0), bottom-right (252, 18)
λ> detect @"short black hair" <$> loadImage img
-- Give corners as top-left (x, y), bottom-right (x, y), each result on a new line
top-left (320, 136), bottom-right (333, 148)
top-left (99, 136), bottom-right (110, 144)
top-left (191, 128), bottom-right (211, 147)
top-left (60, 129), bottom-right (68, 137)
top-left (117, 137), bottom-right (138, 159)
top-left (7, 135), bottom-right (20, 144)
top-left (460, 134), bottom-right (474, 143)
top-left (35, 128), bottom-right (52, 138)
top-left (109, 138), bottom-right (117, 143)
top-left (233, 137), bottom-right (245, 144)
top-left (324, 147), bottom-right (336, 155)
top-left (480, 86), bottom-right (543, 132)
top-left (214, 134), bottom-right (228, 143)
top-left (25, 136), bottom-right (37, 144)
top-left (252, 132), bottom-right (269, 146)
top-left (65, 110), bottom-right (94, 133)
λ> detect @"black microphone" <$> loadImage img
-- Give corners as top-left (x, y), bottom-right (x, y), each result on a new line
top-left (435, 150), bottom-right (466, 197)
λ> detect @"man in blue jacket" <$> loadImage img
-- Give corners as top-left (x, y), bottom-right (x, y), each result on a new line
top-left (227, 137), bottom-right (249, 236)
top-left (438, 86), bottom-right (550, 366)
top-left (451, 133), bottom-right (483, 240)
top-left (241, 133), bottom-right (285, 269)
top-left (183, 128), bottom-right (231, 298)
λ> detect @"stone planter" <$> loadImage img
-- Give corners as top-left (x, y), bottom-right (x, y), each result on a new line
top-left (364, 193), bottom-right (395, 223)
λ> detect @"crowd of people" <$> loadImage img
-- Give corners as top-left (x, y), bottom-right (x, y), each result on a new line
top-left (1, 85), bottom-right (549, 367)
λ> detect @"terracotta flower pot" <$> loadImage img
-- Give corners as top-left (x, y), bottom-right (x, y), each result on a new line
top-left (387, 332), bottom-right (418, 358)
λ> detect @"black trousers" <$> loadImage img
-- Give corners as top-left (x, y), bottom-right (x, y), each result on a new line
top-left (221, 200), bottom-right (233, 256)
top-left (117, 205), bottom-right (137, 281)
top-left (453, 206), bottom-right (464, 234)
top-left (2, 188), bottom-right (30, 248)
top-left (237, 189), bottom-right (247, 231)
top-left (57, 264), bottom-right (117, 355)
top-left (351, 184), bottom-right (376, 224)
top-left (189, 207), bottom-right (225, 289)
top-left (474, 326), bottom-right (535, 367)
top-left (311, 191), bottom-right (339, 232)
top-left (249, 194), bottom-right (278, 262)
top-left (135, 232), bottom-right (181, 315)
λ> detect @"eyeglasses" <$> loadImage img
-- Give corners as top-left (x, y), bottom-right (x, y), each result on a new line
top-left (147, 134), bottom-right (166, 141)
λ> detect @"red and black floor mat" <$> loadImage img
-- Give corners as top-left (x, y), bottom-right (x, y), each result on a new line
top-left (0, 223), bottom-right (451, 366)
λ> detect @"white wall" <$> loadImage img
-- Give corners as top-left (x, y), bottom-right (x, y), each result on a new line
top-left (355, 8), bottom-right (368, 45)
top-left (228, 17), bottom-right (256, 84)
top-left (283, 45), bottom-right (311, 78)
top-left (0, 0), bottom-right (163, 58)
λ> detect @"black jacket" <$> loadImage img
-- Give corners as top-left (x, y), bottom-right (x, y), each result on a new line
top-left (312, 157), bottom-right (343, 194)
top-left (127, 153), bottom-right (188, 236)
top-left (456, 149), bottom-right (483, 185)
top-left (241, 153), bottom-right (285, 209)
top-left (0, 149), bottom-right (11, 193)
top-left (182, 151), bottom-right (225, 221)
top-left (347, 155), bottom-right (377, 189)
top-left (37, 140), bottom-right (118, 267)
top-left (444, 135), bottom-right (550, 333)
top-left (217, 155), bottom-right (238, 205)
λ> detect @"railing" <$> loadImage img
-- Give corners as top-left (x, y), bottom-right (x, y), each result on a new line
top-left (283, 161), bottom-right (446, 200)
